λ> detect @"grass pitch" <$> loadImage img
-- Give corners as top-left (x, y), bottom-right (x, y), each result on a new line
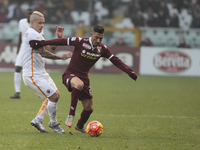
top-left (0, 72), bottom-right (200, 150)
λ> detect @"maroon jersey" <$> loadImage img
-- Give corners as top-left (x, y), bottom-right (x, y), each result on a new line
top-left (65, 37), bottom-right (113, 77)
top-left (29, 36), bottom-right (137, 81)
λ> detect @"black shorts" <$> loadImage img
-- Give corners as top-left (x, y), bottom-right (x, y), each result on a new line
top-left (62, 73), bottom-right (93, 100)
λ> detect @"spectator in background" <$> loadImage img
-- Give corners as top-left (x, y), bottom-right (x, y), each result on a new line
top-left (169, 13), bottom-right (179, 28)
top-left (101, 18), bottom-right (112, 39)
top-left (177, 38), bottom-right (191, 48)
top-left (191, 7), bottom-right (200, 28)
top-left (74, 0), bottom-right (88, 12)
top-left (158, 1), bottom-right (169, 19)
top-left (172, 0), bottom-right (184, 13)
top-left (57, 0), bottom-right (74, 24)
top-left (113, 37), bottom-right (127, 46)
top-left (188, 0), bottom-right (200, 18)
top-left (140, 37), bottom-right (153, 46)
top-left (101, 17), bottom-right (112, 27)
top-left (131, 12), bottom-right (144, 27)
top-left (139, 0), bottom-right (149, 12)
top-left (147, 0), bottom-right (161, 14)
top-left (12, 3), bottom-right (24, 21)
top-left (125, 0), bottom-right (140, 18)
top-left (0, 5), bottom-right (8, 22)
top-left (146, 8), bottom-right (157, 27)
top-left (91, 10), bottom-right (99, 26)
top-left (157, 10), bottom-right (167, 27)
top-left (62, 9), bottom-right (74, 24)
top-left (35, 1), bottom-right (46, 13)
top-left (63, 0), bottom-right (74, 12)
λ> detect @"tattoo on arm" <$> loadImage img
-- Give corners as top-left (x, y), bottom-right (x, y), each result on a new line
top-left (51, 46), bottom-right (56, 51)
top-left (36, 48), bottom-right (61, 59)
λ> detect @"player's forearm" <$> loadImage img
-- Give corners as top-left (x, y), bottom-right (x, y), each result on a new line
top-left (110, 56), bottom-right (132, 74)
top-left (37, 48), bottom-right (62, 59)
top-left (29, 38), bottom-right (68, 49)
top-left (45, 45), bottom-right (57, 53)
top-left (42, 38), bottom-right (67, 46)
top-left (17, 33), bottom-right (22, 53)
top-left (110, 55), bottom-right (137, 81)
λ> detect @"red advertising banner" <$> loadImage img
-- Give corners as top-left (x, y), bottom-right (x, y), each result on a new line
top-left (0, 42), bottom-right (139, 74)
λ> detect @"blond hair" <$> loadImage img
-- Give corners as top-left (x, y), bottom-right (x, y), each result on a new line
top-left (30, 11), bottom-right (44, 21)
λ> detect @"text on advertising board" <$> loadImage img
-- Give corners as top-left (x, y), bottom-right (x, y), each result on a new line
top-left (153, 51), bottom-right (191, 72)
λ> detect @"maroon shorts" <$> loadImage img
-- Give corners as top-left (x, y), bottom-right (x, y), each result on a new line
top-left (62, 73), bottom-right (93, 100)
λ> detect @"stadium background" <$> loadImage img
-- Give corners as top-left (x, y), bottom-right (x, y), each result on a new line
top-left (0, 0), bottom-right (200, 76)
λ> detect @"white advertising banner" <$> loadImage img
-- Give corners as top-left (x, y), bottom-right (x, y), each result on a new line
top-left (140, 47), bottom-right (200, 76)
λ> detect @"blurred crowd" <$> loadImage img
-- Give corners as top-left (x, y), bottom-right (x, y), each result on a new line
top-left (0, 0), bottom-right (200, 28)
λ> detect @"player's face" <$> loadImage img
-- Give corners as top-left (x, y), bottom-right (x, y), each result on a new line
top-left (31, 16), bottom-right (45, 33)
top-left (91, 32), bottom-right (104, 47)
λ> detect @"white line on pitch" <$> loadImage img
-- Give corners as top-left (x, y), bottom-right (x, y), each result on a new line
top-left (1, 111), bottom-right (200, 119)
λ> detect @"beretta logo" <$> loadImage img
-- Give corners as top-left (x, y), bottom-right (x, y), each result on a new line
top-left (153, 51), bottom-right (191, 72)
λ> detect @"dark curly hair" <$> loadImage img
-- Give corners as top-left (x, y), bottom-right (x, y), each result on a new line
top-left (93, 26), bottom-right (104, 34)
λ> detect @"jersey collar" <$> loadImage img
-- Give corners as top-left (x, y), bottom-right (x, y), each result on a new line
top-left (89, 37), bottom-right (95, 51)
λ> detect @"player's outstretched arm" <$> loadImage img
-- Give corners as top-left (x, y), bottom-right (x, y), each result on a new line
top-left (29, 38), bottom-right (68, 49)
top-left (110, 55), bottom-right (137, 81)
top-left (36, 47), bottom-right (72, 60)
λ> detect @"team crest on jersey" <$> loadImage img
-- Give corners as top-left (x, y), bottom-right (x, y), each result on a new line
top-left (25, 33), bottom-right (28, 37)
top-left (71, 37), bottom-right (76, 41)
top-left (82, 43), bottom-right (91, 50)
top-left (97, 46), bottom-right (102, 53)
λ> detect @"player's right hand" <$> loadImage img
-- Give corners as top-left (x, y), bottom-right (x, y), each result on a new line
top-left (61, 52), bottom-right (72, 60)
top-left (29, 40), bottom-right (44, 49)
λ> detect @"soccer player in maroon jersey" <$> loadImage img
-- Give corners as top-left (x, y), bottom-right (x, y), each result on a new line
top-left (29, 26), bottom-right (137, 133)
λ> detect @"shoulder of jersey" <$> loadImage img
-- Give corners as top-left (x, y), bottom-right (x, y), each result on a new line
top-left (81, 37), bottom-right (89, 42)
top-left (27, 28), bottom-right (40, 37)
top-left (99, 43), bottom-right (108, 49)
top-left (19, 18), bottom-right (28, 23)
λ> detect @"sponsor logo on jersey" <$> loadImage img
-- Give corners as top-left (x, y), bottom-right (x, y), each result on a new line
top-left (71, 37), bottom-right (76, 41)
top-left (84, 39), bottom-right (89, 41)
top-left (81, 50), bottom-right (101, 60)
top-left (82, 43), bottom-right (91, 50)
top-left (97, 46), bottom-right (102, 53)
top-left (153, 51), bottom-right (191, 72)
top-left (37, 37), bottom-right (40, 39)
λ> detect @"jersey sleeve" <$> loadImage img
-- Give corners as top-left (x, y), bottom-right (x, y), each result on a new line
top-left (67, 37), bottom-right (81, 46)
top-left (28, 30), bottom-right (43, 41)
top-left (101, 45), bottom-right (113, 59)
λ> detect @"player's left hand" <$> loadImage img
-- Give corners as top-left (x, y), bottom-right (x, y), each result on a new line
top-left (56, 25), bottom-right (64, 39)
top-left (129, 71), bottom-right (137, 81)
